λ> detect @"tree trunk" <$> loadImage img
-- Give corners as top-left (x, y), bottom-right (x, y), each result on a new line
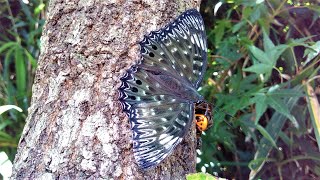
top-left (11, 0), bottom-right (201, 179)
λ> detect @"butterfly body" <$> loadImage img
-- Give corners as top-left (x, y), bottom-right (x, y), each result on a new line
top-left (143, 68), bottom-right (204, 102)
top-left (118, 9), bottom-right (209, 169)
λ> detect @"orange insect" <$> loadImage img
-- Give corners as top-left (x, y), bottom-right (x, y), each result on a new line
top-left (194, 101), bottom-right (213, 148)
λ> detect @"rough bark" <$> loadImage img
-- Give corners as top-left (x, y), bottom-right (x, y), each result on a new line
top-left (12, 0), bottom-right (201, 179)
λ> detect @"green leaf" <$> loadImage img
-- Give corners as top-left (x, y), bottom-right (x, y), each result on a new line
top-left (186, 173), bottom-right (220, 180)
top-left (257, 18), bottom-right (270, 32)
top-left (267, 96), bottom-right (298, 127)
top-left (248, 158), bottom-right (270, 171)
top-left (0, 131), bottom-right (13, 140)
top-left (34, 3), bottom-right (46, 15)
top-left (243, 63), bottom-right (273, 74)
top-left (255, 95), bottom-right (268, 123)
top-left (3, 46), bottom-right (15, 81)
top-left (24, 49), bottom-right (37, 68)
top-left (267, 44), bottom-right (288, 64)
top-left (249, 5), bottom-right (262, 23)
top-left (248, 45), bottom-right (270, 64)
top-left (304, 41), bottom-right (320, 65)
top-left (232, 21), bottom-right (246, 33)
top-left (256, 124), bottom-right (278, 148)
top-left (0, 42), bottom-right (17, 54)
top-left (262, 29), bottom-right (275, 52)
top-left (305, 83), bottom-right (320, 151)
top-left (279, 131), bottom-right (293, 146)
top-left (19, 0), bottom-right (35, 24)
top-left (13, 21), bottom-right (28, 29)
top-left (268, 88), bottom-right (305, 98)
top-left (243, 6), bottom-right (253, 19)
top-left (214, 20), bottom-right (231, 45)
top-left (14, 46), bottom-right (26, 94)
top-left (288, 36), bottom-right (314, 46)
top-left (249, 93), bottom-right (300, 179)
top-left (0, 119), bottom-right (13, 131)
top-left (218, 36), bottom-right (243, 64)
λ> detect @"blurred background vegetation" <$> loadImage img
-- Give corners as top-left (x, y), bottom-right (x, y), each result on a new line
top-left (198, 0), bottom-right (320, 179)
top-left (0, 0), bottom-right (319, 179)
top-left (0, 0), bottom-right (46, 177)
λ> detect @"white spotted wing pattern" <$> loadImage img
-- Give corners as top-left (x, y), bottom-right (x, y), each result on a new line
top-left (118, 9), bottom-right (207, 169)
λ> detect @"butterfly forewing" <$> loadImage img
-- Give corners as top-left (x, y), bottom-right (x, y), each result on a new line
top-left (118, 9), bottom-right (207, 169)
top-left (140, 9), bottom-right (207, 88)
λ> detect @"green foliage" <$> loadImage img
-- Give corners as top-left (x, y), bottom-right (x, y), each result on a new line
top-left (0, 0), bottom-right (46, 161)
top-left (199, 0), bottom-right (320, 179)
top-left (186, 172), bottom-right (220, 180)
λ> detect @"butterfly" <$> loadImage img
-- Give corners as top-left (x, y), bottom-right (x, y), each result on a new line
top-left (118, 9), bottom-right (212, 169)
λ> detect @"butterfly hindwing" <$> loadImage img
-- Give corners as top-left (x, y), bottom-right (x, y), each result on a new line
top-left (118, 9), bottom-right (207, 169)
top-left (131, 101), bottom-right (194, 169)
top-left (119, 66), bottom-right (194, 169)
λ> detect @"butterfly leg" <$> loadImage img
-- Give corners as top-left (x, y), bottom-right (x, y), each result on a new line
top-left (196, 128), bottom-right (202, 149)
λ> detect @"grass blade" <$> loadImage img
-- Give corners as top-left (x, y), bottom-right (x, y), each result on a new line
top-left (305, 83), bottom-right (320, 150)
top-left (14, 46), bottom-right (26, 94)
top-left (0, 42), bottom-right (17, 54)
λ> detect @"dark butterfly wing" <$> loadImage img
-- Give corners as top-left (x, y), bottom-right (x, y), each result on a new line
top-left (118, 9), bottom-right (207, 169)
top-left (119, 66), bottom-right (194, 169)
top-left (139, 9), bottom-right (207, 89)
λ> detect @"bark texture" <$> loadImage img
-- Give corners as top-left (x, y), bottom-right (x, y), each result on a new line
top-left (12, 0), bottom-right (201, 179)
